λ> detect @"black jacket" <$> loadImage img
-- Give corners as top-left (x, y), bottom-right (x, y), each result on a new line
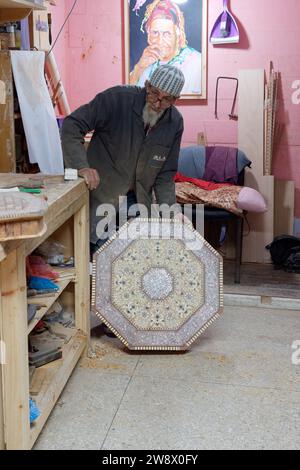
top-left (61, 86), bottom-right (184, 242)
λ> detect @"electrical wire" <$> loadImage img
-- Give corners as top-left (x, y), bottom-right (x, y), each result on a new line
top-left (47, 0), bottom-right (78, 57)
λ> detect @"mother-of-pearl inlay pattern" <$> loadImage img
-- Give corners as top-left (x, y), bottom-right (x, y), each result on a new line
top-left (92, 219), bottom-right (223, 350)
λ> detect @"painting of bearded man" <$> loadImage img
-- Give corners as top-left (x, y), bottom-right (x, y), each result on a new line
top-left (125, 0), bottom-right (207, 99)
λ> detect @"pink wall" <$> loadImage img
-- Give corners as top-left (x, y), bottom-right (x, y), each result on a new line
top-left (51, 0), bottom-right (300, 220)
top-left (49, 0), bottom-right (68, 90)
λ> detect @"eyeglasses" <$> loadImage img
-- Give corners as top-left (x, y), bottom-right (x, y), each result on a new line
top-left (146, 85), bottom-right (177, 107)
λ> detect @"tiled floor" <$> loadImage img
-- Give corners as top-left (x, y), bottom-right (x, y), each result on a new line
top-left (224, 261), bottom-right (300, 299)
top-left (34, 306), bottom-right (300, 450)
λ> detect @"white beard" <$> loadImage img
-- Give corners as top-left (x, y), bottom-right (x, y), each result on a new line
top-left (142, 104), bottom-right (164, 128)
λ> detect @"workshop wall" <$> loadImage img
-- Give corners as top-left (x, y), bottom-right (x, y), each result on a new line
top-left (51, 0), bottom-right (300, 228)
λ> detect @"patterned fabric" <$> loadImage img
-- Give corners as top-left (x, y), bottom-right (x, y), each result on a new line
top-left (92, 218), bottom-right (223, 351)
top-left (149, 64), bottom-right (185, 97)
top-left (175, 182), bottom-right (243, 216)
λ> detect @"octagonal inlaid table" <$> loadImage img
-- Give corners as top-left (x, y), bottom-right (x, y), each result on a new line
top-left (92, 218), bottom-right (223, 351)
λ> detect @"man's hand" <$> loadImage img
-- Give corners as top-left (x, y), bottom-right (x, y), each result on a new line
top-left (138, 46), bottom-right (161, 70)
top-left (129, 46), bottom-right (161, 84)
top-left (78, 168), bottom-right (100, 191)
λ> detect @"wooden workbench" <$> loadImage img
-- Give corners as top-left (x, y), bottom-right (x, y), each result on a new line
top-left (0, 174), bottom-right (90, 450)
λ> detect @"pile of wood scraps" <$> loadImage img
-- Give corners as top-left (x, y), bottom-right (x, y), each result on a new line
top-left (264, 62), bottom-right (279, 176)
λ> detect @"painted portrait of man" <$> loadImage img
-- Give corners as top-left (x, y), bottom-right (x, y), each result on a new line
top-left (126, 0), bottom-right (207, 98)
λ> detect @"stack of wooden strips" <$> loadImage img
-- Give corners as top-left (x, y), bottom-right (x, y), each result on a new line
top-left (264, 63), bottom-right (279, 176)
top-left (45, 51), bottom-right (71, 117)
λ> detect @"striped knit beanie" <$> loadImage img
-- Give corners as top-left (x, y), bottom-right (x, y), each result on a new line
top-left (149, 65), bottom-right (185, 97)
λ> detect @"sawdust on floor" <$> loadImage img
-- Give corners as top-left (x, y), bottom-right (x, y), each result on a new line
top-left (203, 353), bottom-right (231, 364)
top-left (79, 342), bottom-right (124, 370)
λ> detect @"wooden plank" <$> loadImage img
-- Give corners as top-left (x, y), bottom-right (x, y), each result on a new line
top-left (263, 83), bottom-right (268, 175)
top-left (27, 270), bottom-right (76, 334)
top-left (1, 244), bottom-right (30, 449)
top-left (264, 65), bottom-right (279, 177)
top-left (265, 71), bottom-right (274, 176)
top-left (243, 173), bottom-right (274, 263)
top-left (0, 381), bottom-right (4, 449)
top-left (45, 51), bottom-right (70, 116)
top-left (29, 332), bottom-right (86, 448)
top-left (74, 193), bottom-right (90, 343)
top-left (0, 52), bottom-right (15, 173)
top-left (238, 69), bottom-right (265, 175)
top-left (29, 368), bottom-right (49, 396)
top-left (197, 132), bottom-right (207, 146)
top-left (0, 219), bottom-right (46, 242)
top-left (274, 180), bottom-right (295, 237)
top-left (0, 272), bottom-right (5, 450)
top-left (238, 69), bottom-right (274, 263)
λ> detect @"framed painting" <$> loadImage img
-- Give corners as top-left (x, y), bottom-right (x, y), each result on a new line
top-left (124, 0), bottom-right (208, 100)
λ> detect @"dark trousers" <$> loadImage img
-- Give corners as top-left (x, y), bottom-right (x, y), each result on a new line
top-left (90, 190), bottom-right (138, 256)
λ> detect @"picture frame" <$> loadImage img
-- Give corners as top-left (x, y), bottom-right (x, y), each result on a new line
top-left (124, 0), bottom-right (207, 100)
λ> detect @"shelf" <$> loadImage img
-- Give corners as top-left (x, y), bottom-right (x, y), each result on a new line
top-left (0, 0), bottom-right (45, 9)
top-left (29, 330), bottom-right (87, 448)
top-left (0, 178), bottom-right (89, 449)
top-left (27, 267), bottom-right (76, 334)
top-left (0, 0), bottom-right (46, 22)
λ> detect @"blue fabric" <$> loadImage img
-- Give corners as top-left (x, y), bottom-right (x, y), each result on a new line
top-left (29, 399), bottom-right (40, 424)
top-left (178, 146), bottom-right (251, 180)
top-left (178, 146), bottom-right (206, 178)
top-left (237, 149), bottom-right (252, 174)
top-left (28, 277), bottom-right (59, 291)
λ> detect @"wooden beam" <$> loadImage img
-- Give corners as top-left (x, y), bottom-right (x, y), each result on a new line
top-left (74, 193), bottom-right (90, 345)
top-left (1, 245), bottom-right (30, 449)
top-left (0, 274), bottom-right (5, 450)
top-left (274, 180), bottom-right (295, 237)
top-left (243, 173), bottom-right (274, 263)
top-left (238, 69), bottom-right (274, 263)
top-left (197, 132), bottom-right (207, 146)
top-left (0, 52), bottom-right (15, 173)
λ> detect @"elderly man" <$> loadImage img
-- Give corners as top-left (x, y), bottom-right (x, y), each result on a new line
top-left (129, 0), bottom-right (202, 94)
top-left (61, 65), bottom-right (185, 253)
